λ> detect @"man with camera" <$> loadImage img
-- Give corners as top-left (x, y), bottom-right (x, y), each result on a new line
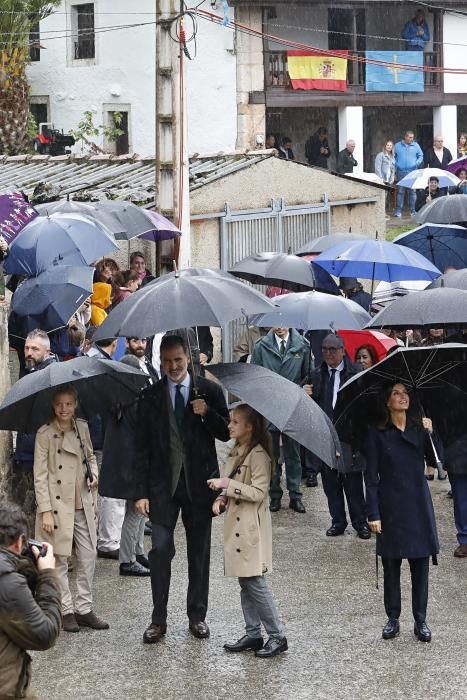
top-left (0, 501), bottom-right (61, 698)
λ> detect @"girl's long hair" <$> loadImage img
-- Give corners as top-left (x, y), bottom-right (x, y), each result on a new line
top-left (230, 404), bottom-right (273, 476)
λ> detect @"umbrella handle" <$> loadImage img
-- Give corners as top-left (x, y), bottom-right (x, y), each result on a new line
top-left (418, 401), bottom-right (447, 480)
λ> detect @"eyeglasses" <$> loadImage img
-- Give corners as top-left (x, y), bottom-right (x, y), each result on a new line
top-left (321, 346), bottom-right (341, 353)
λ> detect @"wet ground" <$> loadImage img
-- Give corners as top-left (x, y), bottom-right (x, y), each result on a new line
top-left (30, 470), bottom-right (467, 700)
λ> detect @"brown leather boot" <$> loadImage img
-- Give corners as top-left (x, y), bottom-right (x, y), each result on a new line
top-left (62, 613), bottom-right (80, 633)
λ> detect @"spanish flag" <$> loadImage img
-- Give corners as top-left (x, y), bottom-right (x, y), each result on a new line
top-left (287, 51), bottom-right (348, 92)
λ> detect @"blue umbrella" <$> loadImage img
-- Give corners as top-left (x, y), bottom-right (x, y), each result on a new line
top-left (4, 213), bottom-right (118, 276)
top-left (314, 239), bottom-right (441, 283)
top-left (393, 224), bottom-right (467, 271)
top-left (9, 265), bottom-right (94, 338)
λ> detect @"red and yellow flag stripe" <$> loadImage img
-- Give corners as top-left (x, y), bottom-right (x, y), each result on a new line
top-left (287, 51), bottom-right (348, 92)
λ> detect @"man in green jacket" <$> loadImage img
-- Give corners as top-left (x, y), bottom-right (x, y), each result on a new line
top-left (251, 327), bottom-right (311, 513)
top-left (0, 502), bottom-right (61, 699)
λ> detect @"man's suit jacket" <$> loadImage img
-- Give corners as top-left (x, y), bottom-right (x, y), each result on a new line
top-left (134, 374), bottom-right (230, 525)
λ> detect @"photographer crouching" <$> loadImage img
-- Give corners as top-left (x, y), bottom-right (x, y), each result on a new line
top-left (0, 501), bottom-right (61, 699)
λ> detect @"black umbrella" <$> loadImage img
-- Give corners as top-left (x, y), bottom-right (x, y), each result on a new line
top-left (93, 268), bottom-right (276, 342)
top-left (208, 363), bottom-right (341, 469)
top-left (335, 344), bottom-right (467, 475)
top-left (0, 357), bottom-right (148, 432)
top-left (414, 194), bottom-right (467, 226)
top-left (295, 233), bottom-right (366, 256)
top-left (427, 268), bottom-right (467, 290)
top-left (366, 287), bottom-right (467, 330)
top-left (9, 266), bottom-right (94, 338)
top-left (229, 252), bottom-right (340, 294)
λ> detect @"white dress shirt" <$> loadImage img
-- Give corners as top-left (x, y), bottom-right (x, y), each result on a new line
top-left (328, 360), bottom-right (345, 408)
top-left (274, 333), bottom-right (289, 353)
top-left (167, 374), bottom-right (191, 410)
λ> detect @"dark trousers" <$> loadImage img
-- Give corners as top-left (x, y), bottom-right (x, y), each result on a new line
top-left (301, 447), bottom-right (320, 479)
top-left (382, 557), bottom-right (429, 623)
top-left (449, 474), bottom-right (467, 544)
top-left (321, 465), bottom-right (366, 530)
top-left (149, 478), bottom-right (212, 626)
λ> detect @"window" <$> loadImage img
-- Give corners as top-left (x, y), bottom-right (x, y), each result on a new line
top-left (73, 3), bottom-right (95, 60)
top-left (30, 102), bottom-right (48, 129)
top-left (115, 112), bottom-right (129, 155)
top-left (29, 21), bottom-right (41, 61)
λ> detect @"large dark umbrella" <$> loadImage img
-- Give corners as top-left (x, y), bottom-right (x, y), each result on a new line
top-left (9, 265), bottom-right (94, 338)
top-left (393, 224), bottom-right (467, 270)
top-left (295, 232), bottom-right (366, 256)
top-left (0, 356), bottom-right (148, 433)
top-left (366, 287), bottom-right (467, 330)
top-left (414, 194), bottom-right (467, 226)
top-left (335, 344), bottom-right (467, 474)
top-left (93, 268), bottom-right (276, 342)
top-left (0, 191), bottom-right (38, 244)
top-left (427, 268), bottom-right (467, 290)
top-left (4, 213), bottom-right (118, 276)
top-left (208, 363), bottom-right (341, 469)
top-left (229, 252), bottom-right (339, 294)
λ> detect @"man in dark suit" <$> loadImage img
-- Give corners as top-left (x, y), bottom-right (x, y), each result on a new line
top-left (126, 337), bottom-right (159, 382)
top-left (304, 333), bottom-right (370, 539)
top-left (135, 334), bottom-right (230, 644)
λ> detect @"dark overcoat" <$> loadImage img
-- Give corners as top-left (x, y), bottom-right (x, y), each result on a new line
top-left (134, 374), bottom-right (230, 525)
top-left (99, 399), bottom-right (141, 500)
top-left (365, 424), bottom-right (440, 559)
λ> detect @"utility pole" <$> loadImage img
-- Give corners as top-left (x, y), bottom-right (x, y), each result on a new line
top-left (155, 0), bottom-right (191, 272)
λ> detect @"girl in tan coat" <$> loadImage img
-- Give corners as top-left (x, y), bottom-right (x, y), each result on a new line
top-left (34, 385), bottom-right (109, 633)
top-left (208, 404), bottom-right (287, 658)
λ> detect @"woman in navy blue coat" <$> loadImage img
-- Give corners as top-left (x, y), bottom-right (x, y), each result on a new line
top-left (366, 382), bottom-right (439, 643)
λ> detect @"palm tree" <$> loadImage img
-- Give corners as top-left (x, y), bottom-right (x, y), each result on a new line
top-left (0, 1), bottom-right (61, 154)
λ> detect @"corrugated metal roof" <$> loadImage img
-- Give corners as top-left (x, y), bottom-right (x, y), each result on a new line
top-left (0, 150), bottom-right (276, 202)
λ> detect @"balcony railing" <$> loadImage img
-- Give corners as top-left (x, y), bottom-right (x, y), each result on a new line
top-left (265, 51), bottom-right (441, 91)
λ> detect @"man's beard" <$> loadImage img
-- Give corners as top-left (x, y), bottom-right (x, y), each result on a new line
top-left (24, 358), bottom-right (37, 371)
top-left (131, 349), bottom-right (145, 358)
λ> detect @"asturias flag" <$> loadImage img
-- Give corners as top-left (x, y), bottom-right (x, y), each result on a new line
top-left (365, 51), bottom-right (424, 92)
top-left (287, 51), bottom-right (348, 92)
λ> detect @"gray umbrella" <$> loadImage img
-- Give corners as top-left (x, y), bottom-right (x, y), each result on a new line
top-left (414, 194), bottom-right (467, 226)
top-left (208, 363), bottom-right (341, 468)
top-left (250, 290), bottom-right (371, 331)
top-left (0, 356), bottom-right (148, 433)
top-left (366, 287), bottom-right (467, 329)
top-left (295, 232), bottom-right (366, 256)
top-left (36, 200), bottom-right (127, 237)
top-left (427, 268), bottom-right (467, 290)
top-left (93, 268), bottom-right (276, 341)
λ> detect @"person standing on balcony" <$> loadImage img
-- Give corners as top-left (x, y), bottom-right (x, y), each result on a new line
top-left (424, 136), bottom-right (453, 170)
top-left (394, 131), bottom-right (424, 217)
top-left (305, 127), bottom-right (331, 169)
top-left (336, 140), bottom-right (357, 174)
top-left (402, 10), bottom-right (430, 51)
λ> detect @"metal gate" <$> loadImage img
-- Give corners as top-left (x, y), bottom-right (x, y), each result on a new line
top-left (220, 197), bottom-right (331, 361)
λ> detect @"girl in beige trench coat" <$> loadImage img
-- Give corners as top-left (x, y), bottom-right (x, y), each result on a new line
top-left (34, 385), bottom-right (109, 633)
top-left (208, 404), bottom-right (287, 658)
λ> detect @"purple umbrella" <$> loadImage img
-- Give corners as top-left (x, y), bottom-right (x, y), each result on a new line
top-left (446, 156), bottom-right (467, 175)
top-left (0, 192), bottom-right (38, 244)
top-left (139, 210), bottom-right (182, 242)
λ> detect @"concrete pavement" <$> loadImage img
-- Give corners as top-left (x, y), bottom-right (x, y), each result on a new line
top-left (32, 475), bottom-right (466, 700)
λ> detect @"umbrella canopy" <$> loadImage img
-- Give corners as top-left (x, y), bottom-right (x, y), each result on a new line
top-left (9, 265), bottom-right (94, 338)
top-left (427, 268), bottom-right (467, 290)
top-left (335, 344), bottom-right (467, 447)
top-left (314, 239), bottom-right (441, 283)
top-left (366, 287), bottom-right (467, 330)
top-left (397, 167), bottom-right (460, 190)
top-left (250, 290), bottom-right (370, 331)
top-left (337, 330), bottom-right (397, 363)
top-left (93, 268), bottom-right (276, 341)
top-left (0, 356), bottom-right (148, 433)
top-left (208, 363), bottom-right (341, 469)
top-left (446, 156), bottom-right (467, 175)
top-left (4, 213), bottom-right (118, 276)
top-left (393, 224), bottom-right (467, 271)
top-left (295, 232), bottom-right (366, 256)
top-left (35, 200), bottom-right (126, 237)
top-left (91, 201), bottom-right (168, 241)
top-left (414, 194), bottom-right (467, 226)
top-left (0, 191), bottom-right (38, 244)
top-left (138, 210), bottom-right (182, 242)
top-left (229, 252), bottom-right (339, 294)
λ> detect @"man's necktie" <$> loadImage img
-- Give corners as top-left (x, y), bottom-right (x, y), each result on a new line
top-left (324, 368), bottom-right (337, 418)
top-left (280, 340), bottom-right (286, 356)
top-left (174, 384), bottom-right (185, 431)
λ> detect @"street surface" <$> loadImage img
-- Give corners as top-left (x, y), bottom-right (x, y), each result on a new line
top-left (33, 472), bottom-right (465, 700)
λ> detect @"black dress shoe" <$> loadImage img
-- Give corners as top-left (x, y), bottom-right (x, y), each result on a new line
top-left (119, 561), bottom-right (150, 577)
top-left (143, 623), bottom-right (167, 644)
top-left (305, 474), bottom-right (318, 487)
top-left (136, 554), bottom-right (150, 569)
top-left (382, 619), bottom-right (400, 639)
top-left (255, 637), bottom-right (288, 658)
top-left (269, 499), bottom-right (281, 512)
top-left (289, 498), bottom-right (306, 513)
top-left (357, 526), bottom-right (371, 540)
top-left (189, 621), bottom-right (210, 639)
top-left (414, 621), bottom-right (431, 642)
top-left (97, 548), bottom-right (119, 560)
top-left (224, 635), bottom-right (263, 652)
top-left (326, 525), bottom-right (346, 537)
